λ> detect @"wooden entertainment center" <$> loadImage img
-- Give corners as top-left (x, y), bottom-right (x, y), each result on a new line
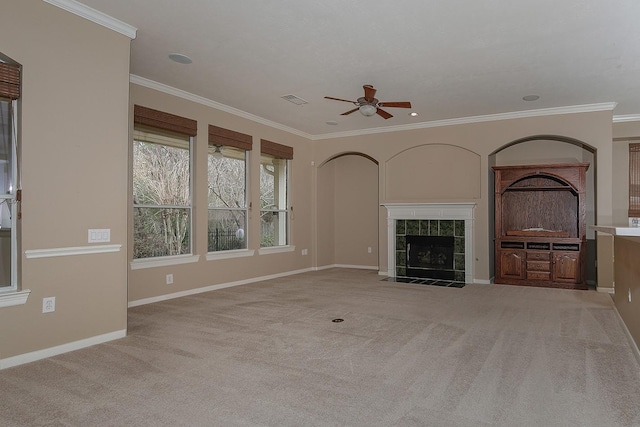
top-left (493, 163), bottom-right (589, 289)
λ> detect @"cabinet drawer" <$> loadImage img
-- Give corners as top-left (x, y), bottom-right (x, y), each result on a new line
top-left (527, 251), bottom-right (550, 261)
top-left (527, 261), bottom-right (550, 271)
top-left (527, 271), bottom-right (551, 280)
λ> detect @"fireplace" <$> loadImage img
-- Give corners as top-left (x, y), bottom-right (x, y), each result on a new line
top-left (406, 235), bottom-right (455, 279)
top-left (383, 203), bottom-right (475, 283)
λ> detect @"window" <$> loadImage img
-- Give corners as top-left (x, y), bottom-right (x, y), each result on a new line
top-left (260, 140), bottom-right (292, 247)
top-left (132, 106), bottom-right (196, 259)
top-left (629, 143), bottom-right (640, 221)
top-left (207, 125), bottom-right (252, 252)
top-left (0, 58), bottom-right (21, 295)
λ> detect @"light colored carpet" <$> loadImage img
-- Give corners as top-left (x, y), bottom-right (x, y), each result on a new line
top-left (1, 268), bottom-right (640, 426)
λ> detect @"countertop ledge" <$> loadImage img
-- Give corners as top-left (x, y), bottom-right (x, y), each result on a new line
top-left (590, 225), bottom-right (640, 236)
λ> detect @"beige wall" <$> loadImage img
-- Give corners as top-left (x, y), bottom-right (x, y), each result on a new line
top-left (313, 111), bottom-right (614, 283)
top-left (333, 155), bottom-right (379, 267)
top-left (0, 1), bottom-right (131, 359)
top-left (128, 85), bottom-right (313, 302)
top-left (316, 161), bottom-right (335, 267)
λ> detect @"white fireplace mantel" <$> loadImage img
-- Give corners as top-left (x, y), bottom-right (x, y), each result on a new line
top-left (382, 203), bottom-right (475, 283)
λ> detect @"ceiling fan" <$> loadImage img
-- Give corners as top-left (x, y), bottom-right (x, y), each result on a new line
top-left (324, 84), bottom-right (412, 119)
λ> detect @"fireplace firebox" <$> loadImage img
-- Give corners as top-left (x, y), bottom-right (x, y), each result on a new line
top-left (406, 235), bottom-right (455, 280)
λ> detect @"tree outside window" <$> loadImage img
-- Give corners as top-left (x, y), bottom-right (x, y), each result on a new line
top-left (133, 126), bottom-right (192, 259)
top-left (208, 145), bottom-right (247, 251)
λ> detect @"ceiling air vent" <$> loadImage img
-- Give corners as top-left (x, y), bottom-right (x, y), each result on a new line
top-left (281, 94), bottom-right (308, 105)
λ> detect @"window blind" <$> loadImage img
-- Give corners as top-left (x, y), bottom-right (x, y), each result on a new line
top-left (134, 105), bottom-right (197, 136)
top-left (260, 139), bottom-right (293, 159)
top-left (0, 62), bottom-right (20, 100)
top-left (209, 125), bottom-right (252, 150)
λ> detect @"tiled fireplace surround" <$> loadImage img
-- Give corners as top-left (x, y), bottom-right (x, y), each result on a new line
top-left (383, 203), bottom-right (475, 283)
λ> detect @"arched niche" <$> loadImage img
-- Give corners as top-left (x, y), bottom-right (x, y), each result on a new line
top-left (385, 144), bottom-right (481, 201)
top-left (488, 135), bottom-right (597, 285)
top-left (316, 152), bottom-right (379, 269)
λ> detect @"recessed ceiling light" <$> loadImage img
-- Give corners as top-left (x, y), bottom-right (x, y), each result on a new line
top-left (168, 53), bottom-right (192, 64)
top-left (522, 95), bottom-right (540, 101)
top-left (409, 112), bottom-right (418, 117)
top-left (326, 120), bottom-right (338, 126)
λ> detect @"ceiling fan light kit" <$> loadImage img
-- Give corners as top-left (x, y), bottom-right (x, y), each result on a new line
top-left (359, 104), bottom-right (377, 116)
top-left (325, 84), bottom-right (412, 120)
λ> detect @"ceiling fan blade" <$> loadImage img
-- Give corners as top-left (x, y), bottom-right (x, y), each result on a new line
top-left (376, 108), bottom-right (393, 119)
top-left (341, 107), bottom-right (360, 116)
top-left (363, 84), bottom-right (377, 102)
top-left (378, 101), bottom-right (412, 108)
top-left (325, 96), bottom-right (356, 103)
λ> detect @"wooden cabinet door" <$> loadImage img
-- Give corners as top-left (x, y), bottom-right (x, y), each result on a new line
top-left (499, 250), bottom-right (525, 280)
top-left (552, 252), bottom-right (580, 283)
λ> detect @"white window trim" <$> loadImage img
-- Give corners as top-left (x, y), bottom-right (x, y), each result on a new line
top-left (0, 289), bottom-right (30, 308)
top-left (258, 245), bottom-right (295, 255)
top-left (206, 249), bottom-right (255, 261)
top-left (208, 149), bottom-right (249, 253)
top-left (130, 254), bottom-right (200, 270)
top-left (0, 98), bottom-right (20, 298)
top-left (260, 157), bottom-right (290, 248)
top-left (133, 131), bottom-right (194, 260)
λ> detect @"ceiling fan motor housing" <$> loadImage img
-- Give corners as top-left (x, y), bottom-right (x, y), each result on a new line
top-left (357, 96), bottom-right (378, 107)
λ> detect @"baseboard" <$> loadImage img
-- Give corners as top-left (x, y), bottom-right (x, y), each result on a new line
top-left (473, 279), bottom-right (492, 285)
top-left (128, 267), bottom-right (314, 308)
top-left (612, 305), bottom-right (640, 367)
top-left (0, 329), bottom-right (126, 370)
top-left (313, 264), bottom-right (379, 271)
top-left (597, 287), bottom-right (615, 294)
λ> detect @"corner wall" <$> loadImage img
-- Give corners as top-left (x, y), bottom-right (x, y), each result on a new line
top-left (0, 1), bottom-right (131, 362)
top-left (128, 85), bottom-right (313, 303)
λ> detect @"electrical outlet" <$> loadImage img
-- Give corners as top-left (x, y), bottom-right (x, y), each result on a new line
top-left (629, 288), bottom-right (632, 303)
top-left (166, 274), bottom-right (174, 285)
top-left (301, 249), bottom-right (308, 256)
top-left (42, 297), bottom-right (56, 313)
top-left (367, 247), bottom-right (372, 253)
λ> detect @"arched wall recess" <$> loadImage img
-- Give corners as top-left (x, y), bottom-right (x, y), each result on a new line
top-left (385, 144), bottom-right (481, 201)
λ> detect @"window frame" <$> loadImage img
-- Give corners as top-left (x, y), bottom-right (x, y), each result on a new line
top-left (629, 143), bottom-right (640, 222)
top-left (259, 152), bottom-right (290, 248)
top-left (207, 145), bottom-right (249, 253)
top-left (0, 54), bottom-right (28, 307)
top-left (0, 98), bottom-right (19, 293)
top-left (131, 122), bottom-right (195, 262)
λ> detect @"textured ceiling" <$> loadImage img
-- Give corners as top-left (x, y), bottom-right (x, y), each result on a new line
top-left (73, 0), bottom-right (640, 137)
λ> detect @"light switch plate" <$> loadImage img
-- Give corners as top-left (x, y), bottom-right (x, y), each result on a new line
top-left (88, 229), bottom-right (110, 243)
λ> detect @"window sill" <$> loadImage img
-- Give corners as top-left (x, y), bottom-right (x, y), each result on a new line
top-left (130, 254), bottom-right (200, 270)
top-left (206, 249), bottom-right (255, 261)
top-left (258, 245), bottom-right (296, 255)
top-left (0, 289), bottom-right (31, 308)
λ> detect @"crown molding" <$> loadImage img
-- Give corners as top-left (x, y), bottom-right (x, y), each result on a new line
top-left (613, 114), bottom-right (640, 123)
top-left (130, 75), bottom-right (312, 140)
top-left (43, 0), bottom-right (137, 39)
top-left (312, 103), bottom-right (618, 140)
top-left (129, 74), bottom-right (620, 141)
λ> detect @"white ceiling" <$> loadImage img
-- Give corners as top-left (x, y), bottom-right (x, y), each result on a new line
top-left (69, 0), bottom-right (640, 137)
